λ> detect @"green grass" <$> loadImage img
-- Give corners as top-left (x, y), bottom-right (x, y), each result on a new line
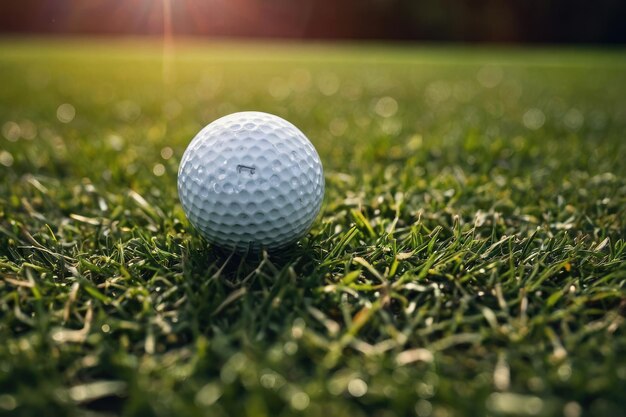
top-left (1, 39), bottom-right (625, 417)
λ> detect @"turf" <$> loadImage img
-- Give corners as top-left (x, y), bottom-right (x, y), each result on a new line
top-left (0, 39), bottom-right (625, 417)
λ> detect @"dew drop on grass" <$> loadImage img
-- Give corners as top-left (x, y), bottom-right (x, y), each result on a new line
top-left (563, 108), bottom-right (584, 131)
top-left (160, 146), bottom-right (173, 160)
top-left (56, 103), bottom-right (76, 123)
top-left (2, 121), bottom-right (21, 141)
top-left (563, 402), bottom-right (582, 417)
top-left (283, 341), bottom-right (298, 355)
top-left (195, 382), bottom-right (222, 407)
top-left (260, 371), bottom-right (278, 389)
top-left (108, 134), bottom-right (124, 151)
top-left (0, 394), bottom-right (17, 412)
top-left (0, 151), bottom-right (14, 167)
top-left (153, 163), bottom-right (165, 177)
top-left (523, 108), bottom-right (545, 130)
top-left (347, 378), bottom-right (368, 397)
top-left (20, 120), bottom-right (37, 140)
top-left (374, 96), bottom-right (398, 118)
top-left (415, 399), bottom-right (433, 417)
top-left (290, 392), bottom-right (310, 410)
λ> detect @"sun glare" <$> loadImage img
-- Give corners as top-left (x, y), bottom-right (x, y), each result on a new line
top-left (161, 0), bottom-right (173, 84)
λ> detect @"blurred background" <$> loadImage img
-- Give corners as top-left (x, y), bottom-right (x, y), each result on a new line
top-left (1, 0), bottom-right (625, 43)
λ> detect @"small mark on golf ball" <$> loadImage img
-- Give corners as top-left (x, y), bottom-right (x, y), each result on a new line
top-left (237, 165), bottom-right (256, 175)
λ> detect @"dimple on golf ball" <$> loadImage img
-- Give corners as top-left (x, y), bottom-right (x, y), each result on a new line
top-left (177, 111), bottom-right (325, 252)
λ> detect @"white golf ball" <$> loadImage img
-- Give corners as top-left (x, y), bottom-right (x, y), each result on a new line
top-left (177, 111), bottom-right (325, 252)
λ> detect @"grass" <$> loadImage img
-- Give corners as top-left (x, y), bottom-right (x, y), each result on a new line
top-left (0, 39), bottom-right (625, 417)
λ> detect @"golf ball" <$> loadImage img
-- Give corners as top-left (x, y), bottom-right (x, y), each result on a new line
top-left (177, 111), bottom-right (325, 252)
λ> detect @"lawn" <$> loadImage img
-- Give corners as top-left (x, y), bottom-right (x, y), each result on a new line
top-left (0, 39), bottom-right (625, 417)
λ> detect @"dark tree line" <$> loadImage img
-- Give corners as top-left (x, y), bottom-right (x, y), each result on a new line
top-left (1, 0), bottom-right (624, 43)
